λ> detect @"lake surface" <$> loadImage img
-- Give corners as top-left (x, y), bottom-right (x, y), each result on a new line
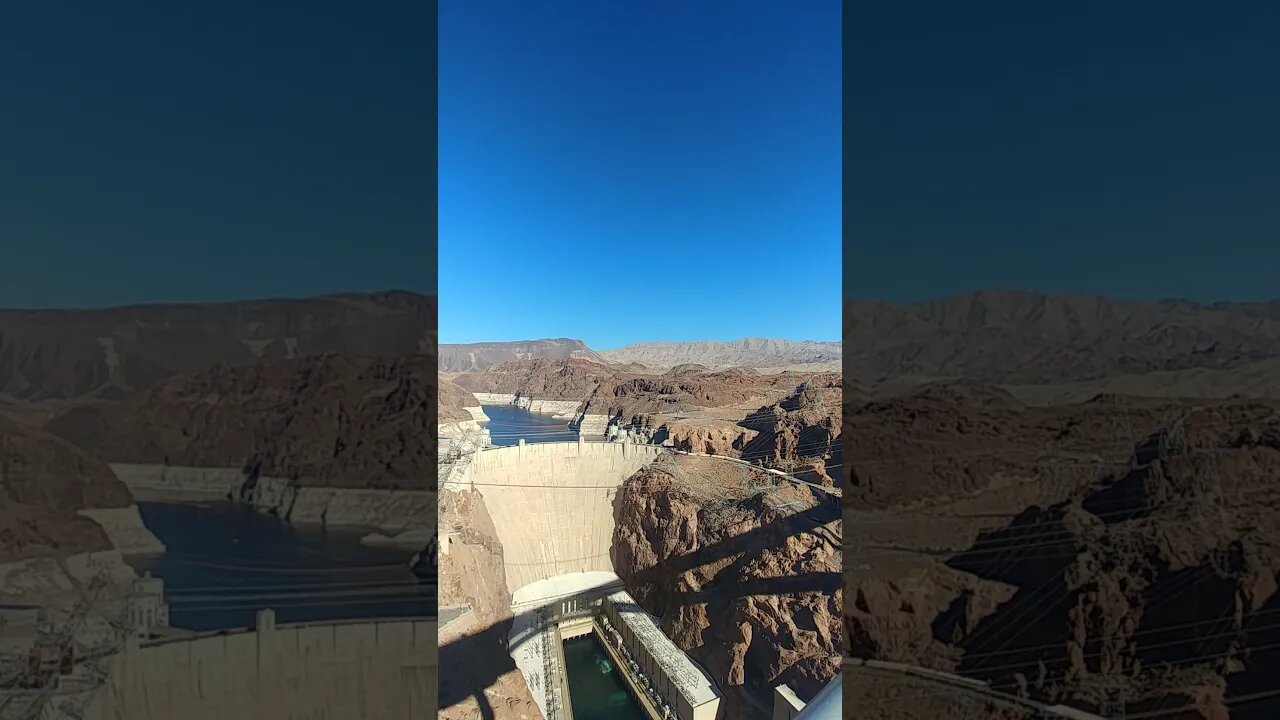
top-left (130, 502), bottom-right (434, 631)
top-left (562, 633), bottom-right (646, 720)
top-left (482, 403), bottom-right (578, 446)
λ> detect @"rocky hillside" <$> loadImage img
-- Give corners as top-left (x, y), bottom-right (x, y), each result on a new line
top-left (44, 354), bottom-right (435, 490)
top-left (0, 416), bottom-right (132, 562)
top-left (739, 375), bottom-right (842, 484)
top-left (454, 358), bottom-right (811, 425)
top-left (438, 490), bottom-right (543, 720)
top-left (846, 392), bottom-right (1280, 717)
top-left (0, 290), bottom-right (435, 401)
top-left (600, 338), bottom-right (841, 371)
top-left (844, 292), bottom-right (1280, 386)
top-left (612, 454), bottom-right (842, 720)
top-left (438, 338), bottom-right (603, 372)
top-left (439, 378), bottom-right (479, 423)
top-left (452, 357), bottom-right (615, 400)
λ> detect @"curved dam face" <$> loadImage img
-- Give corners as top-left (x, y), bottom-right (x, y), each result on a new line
top-left (457, 441), bottom-right (663, 593)
top-left (84, 616), bottom-right (435, 719)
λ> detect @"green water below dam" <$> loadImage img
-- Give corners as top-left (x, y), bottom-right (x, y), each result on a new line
top-left (562, 633), bottom-right (646, 720)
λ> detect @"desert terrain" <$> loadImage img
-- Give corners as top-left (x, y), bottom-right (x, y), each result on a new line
top-left (437, 338), bottom-right (843, 720)
top-left (845, 291), bottom-right (1280, 719)
top-left (0, 292), bottom-right (439, 716)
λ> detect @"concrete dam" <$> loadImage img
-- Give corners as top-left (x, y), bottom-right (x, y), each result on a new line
top-left (447, 440), bottom-right (733, 720)
top-left (449, 440), bottom-right (663, 592)
top-left (67, 613), bottom-right (436, 720)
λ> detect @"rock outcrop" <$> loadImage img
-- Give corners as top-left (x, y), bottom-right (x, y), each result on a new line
top-left (438, 490), bottom-right (509, 626)
top-left (657, 419), bottom-right (758, 455)
top-left (612, 458), bottom-right (841, 719)
top-left (0, 415), bottom-right (136, 563)
top-left (739, 375), bottom-right (842, 484)
top-left (45, 354), bottom-right (435, 491)
top-left (847, 391), bottom-right (1280, 716)
top-left (439, 378), bottom-right (480, 423)
top-left (437, 489), bottom-right (544, 720)
top-left (453, 358), bottom-right (815, 433)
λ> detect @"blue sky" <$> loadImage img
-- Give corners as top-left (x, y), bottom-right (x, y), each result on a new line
top-left (1, 1), bottom-right (434, 309)
top-left (846, 2), bottom-right (1280, 303)
top-left (439, 1), bottom-right (841, 347)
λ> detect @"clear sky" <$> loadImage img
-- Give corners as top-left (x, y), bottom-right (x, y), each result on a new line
top-left (846, 1), bottom-right (1280, 303)
top-left (439, 1), bottom-right (841, 348)
top-left (1, 1), bottom-right (435, 309)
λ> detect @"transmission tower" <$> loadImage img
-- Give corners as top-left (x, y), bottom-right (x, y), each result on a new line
top-left (19, 569), bottom-right (113, 720)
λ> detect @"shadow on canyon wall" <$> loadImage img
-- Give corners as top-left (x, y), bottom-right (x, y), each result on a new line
top-left (438, 497), bottom-right (842, 718)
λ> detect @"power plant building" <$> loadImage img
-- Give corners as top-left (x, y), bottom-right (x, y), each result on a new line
top-left (602, 591), bottom-right (720, 720)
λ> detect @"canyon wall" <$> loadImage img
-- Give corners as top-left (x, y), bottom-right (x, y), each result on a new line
top-left (577, 413), bottom-right (610, 437)
top-left (471, 393), bottom-right (582, 418)
top-left (612, 461), bottom-right (843, 720)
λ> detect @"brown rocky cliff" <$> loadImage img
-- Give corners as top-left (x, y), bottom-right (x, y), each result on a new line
top-left (658, 419), bottom-right (758, 455)
top-left (453, 358), bottom-right (818, 428)
top-left (44, 354), bottom-right (435, 490)
top-left (739, 377), bottom-right (841, 484)
top-left (439, 378), bottom-right (479, 423)
top-left (0, 415), bottom-right (131, 562)
top-left (611, 463), bottom-right (841, 719)
top-left (439, 490), bottom-right (511, 626)
top-left (453, 357), bottom-right (613, 400)
top-left (852, 397), bottom-right (1280, 714)
top-left (438, 489), bottom-right (545, 720)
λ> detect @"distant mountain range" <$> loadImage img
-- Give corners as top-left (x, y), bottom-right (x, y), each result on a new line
top-left (5, 289), bottom-right (1279, 402)
top-left (843, 291), bottom-right (1280, 387)
top-left (437, 338), bottom-right (604, 372)
top-left (598, 338), bottom-right (842, 370)
top-left (0, 291), bottom-right (435, 400)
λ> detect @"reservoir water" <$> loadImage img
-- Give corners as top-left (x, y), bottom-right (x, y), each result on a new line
top-left (482, 403), bottom-right (578, 446)
top-left (562, 633), bottom-right (646, 720)
top-left (129, 501), bottom-right (434, 631)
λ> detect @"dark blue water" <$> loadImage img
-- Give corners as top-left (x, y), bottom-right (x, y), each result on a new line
top-left (482, 403), bottom-right (577, 446)
top-left (129, 502), bottom-right (434, 631)
top-left (563, 633), bottom-right (646, 720)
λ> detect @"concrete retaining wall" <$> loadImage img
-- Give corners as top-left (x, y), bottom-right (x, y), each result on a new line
top-left (456, 441), bottom-right (663, 591)
top-left (85, 616), bottom-right (437, 720)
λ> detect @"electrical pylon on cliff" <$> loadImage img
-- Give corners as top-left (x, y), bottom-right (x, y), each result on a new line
top-left (18, 568), bottom-right (114, 720)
